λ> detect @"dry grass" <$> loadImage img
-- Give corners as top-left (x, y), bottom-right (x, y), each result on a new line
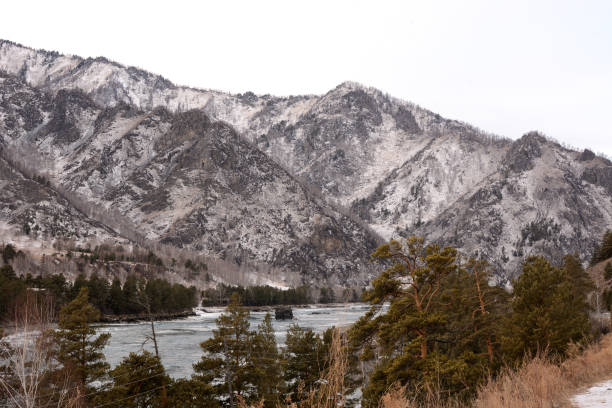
top-left (474, 335), bottom-right (612, 408)
top-left (378, 384), bottom-right (463, 408)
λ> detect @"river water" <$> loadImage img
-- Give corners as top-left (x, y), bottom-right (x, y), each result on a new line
top-left (98, 303), bottom-right (370, 378)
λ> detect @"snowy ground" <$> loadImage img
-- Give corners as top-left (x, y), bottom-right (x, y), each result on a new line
top-left (573, 380), bottom-right (612, 407)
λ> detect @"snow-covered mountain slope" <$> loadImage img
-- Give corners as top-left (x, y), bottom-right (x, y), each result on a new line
top-left (1, 39), bottom-right (610, 281)
top-left (0, 155), bottom-right (119, 246)
top-left (0, 40), bottom-right (508, 209)
top-left (413, 133), bottom-right (612, 279)
top-left (0, 72), bottom-right (378, 286)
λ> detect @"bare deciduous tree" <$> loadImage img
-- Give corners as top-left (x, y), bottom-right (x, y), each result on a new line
top-left (0, 292), bottom-right (80, 408)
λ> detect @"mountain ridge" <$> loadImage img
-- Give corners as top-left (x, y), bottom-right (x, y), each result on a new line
top-left (0, 39), bottom-right (610, 283)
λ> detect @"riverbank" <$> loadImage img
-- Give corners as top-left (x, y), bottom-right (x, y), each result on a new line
top-left (199, 302), bottom-right (364, 312)
top-left (97, 310), bottom-right (196, 323)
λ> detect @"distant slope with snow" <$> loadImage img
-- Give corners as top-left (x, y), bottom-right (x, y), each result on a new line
top-left (1, 39), bottom-right (611, 281)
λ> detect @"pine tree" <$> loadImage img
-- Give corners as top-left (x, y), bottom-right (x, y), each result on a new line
top-left (193, 293), bottom-right (258, 407)
top-left (87, 272), bottom-right (110, 314)
top-left (167, 378), bottom-right (218, 408)
top-left (350, 237), bottom-right (505, 405)
top-left (252, 313), bottom-right (282, 407)
top-left (283, 325), bottom-right (329, 402)
top-left (501, 256), bottom-right (591, 361)
top-left (591, 230), bottom-right (612, 265)
top-left (123, 275), bottom-right (144, 314)
top-left (1, 244), bottom-right (17, 264)
top-left (561, 254), bottom-right (594, 302)
top-left (54, 287), bottom-right (110, 390)
top-left (93, 351), bottom-right (170, 408)
top-left (462, 258), bottom-right (510, 365)
top-left (108, 277), bottom-right (124, 314)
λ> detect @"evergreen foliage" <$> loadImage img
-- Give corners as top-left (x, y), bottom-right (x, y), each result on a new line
top-left (201, 284), bottom-right (312, 307)
top-left (501, 256), bottom-right (592, 360)
top-left (0, 267), bottom-right (197, 321)
top-left (318, 287), bottom-right (336, 304)
top-left (93, 351), bottom-right (170, 408)
top-left (0, 265), bottom-right (26, 320)
top-left (166, 378), bottom-right (218, 407)
top-left (561, 254), bottom-right (594, 302)
top-left (283, 325), bottom-right (331, 402)
top-left (193, 293), bottom-right (259, 406)
top-left (54, 287), bottom-right (110, 389)
top-left (252, 313), bottom-right (283, 407)
top-left (350, 237), bottom-right (532, 406)
top-left (0, 238), bottom-right (603, 407)
top-left (1, 244), bottom-right (17, 264)
top-left (591, 230), bottom-right (612, 265)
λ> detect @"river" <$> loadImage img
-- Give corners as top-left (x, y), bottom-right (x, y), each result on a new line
top-left (98, 303), bottom-right (370, 378)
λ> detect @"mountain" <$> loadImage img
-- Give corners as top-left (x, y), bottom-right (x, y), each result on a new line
top-left (0, 154), bottom-right (119, 247)
top-left (0, 69), bottom-right (379, 287)
top-left (1, 39), bottom-right (611, 282)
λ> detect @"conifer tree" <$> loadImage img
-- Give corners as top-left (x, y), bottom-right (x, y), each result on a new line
top-left (87, 272), bottom-right (110, 314)
top-left (462, 258), bottom-right (509, 364)
top-left (501, 256), bottom-right (591, 361)
top-left (283, 325), bottom-right (329, 402)
top-left (93, 351), bottom-right (170, 408)
top-left (252, 313), bottom-right (282, 407)
top-left (591, 230), bottom-right (612, 265)
top-left (167, 378), bottom-right (218, 408)
top-left (108, 277), bottom-right (124, 315)
top-left (54, 287), bottom-right (110, 389)
top-left (561, 254), bottom-right (594, 302)
top-left (193, 293), bottom-right (257, 407)
top-left (350, 237), bottom-right (505, 405)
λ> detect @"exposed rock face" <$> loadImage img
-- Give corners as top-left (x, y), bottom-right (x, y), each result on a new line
top-left (274, 307), bottom-right (293, 320)
top-left (0, 73), bottom-right (378, 287)
top-left (0, 156), bottom-right (117, 243)
top-left (414, 137), bottom-right (612, 280)
top-left (0, 39), bottom-right (611, 283)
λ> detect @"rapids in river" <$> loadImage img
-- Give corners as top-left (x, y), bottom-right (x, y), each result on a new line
top-left (99, 303), bottom-right (370, 378)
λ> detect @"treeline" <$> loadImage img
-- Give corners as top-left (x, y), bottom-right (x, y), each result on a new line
top-left (72, 273), bottom-right (198, 316)
top-left (201, 284), bottom-right (312, 306)
top-left (201, 284), bottom-right (363, 306)
top-left (0, 244), bottom-right (198, 321)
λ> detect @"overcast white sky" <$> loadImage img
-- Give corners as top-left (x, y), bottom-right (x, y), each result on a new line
top-left (3, 0), bottom-right (611, 156)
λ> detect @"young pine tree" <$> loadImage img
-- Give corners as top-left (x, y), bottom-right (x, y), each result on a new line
top-left (591, 230), bottom-right (612, 265)
top-left (283, 324), bottom-right (329, 402)
top-left (54, 287), bottom-right (110, 390)
top-left (107, 277), bottom-right (124, 315)
top-left (561, 254), bottom-right (594, 301)
top-left (252, 313), bottom-right (282, 407)
top-left (193, 293), bottom-right (258, 407)
top-left (93, 351), bottom-right (170, 408)
top-left (167, 378), bottom-right (218, 408)
top-left (501, 256), bottom-right (591, 361)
